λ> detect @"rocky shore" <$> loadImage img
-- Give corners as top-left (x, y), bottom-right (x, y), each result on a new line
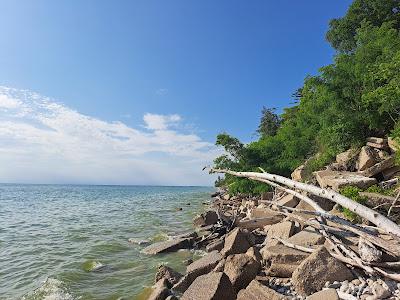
top-left (141, 137), bottom-right (400, 300)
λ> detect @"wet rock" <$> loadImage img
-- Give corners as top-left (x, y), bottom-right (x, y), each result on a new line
top-left (237, 279), bottom-right (290, 300)
top-left (181, 272), bottom-right (236, 300)
top-left (155, 265), bottom-right (183, 286)
top-left (182, 258), bottom-right (193, 266)
top-left (148, 278), bottom-right (171, 300)
top-left (292, 246), bottom-right (354, 296)
top-left (264, 221), bottom-right (295, 247)
top-left (143, 237), bottom-right (194, 255)
top-left (261, 244), bottom-right (309, 277)
top-left (314, 170), bottom-right (376, 191)
top-left (306, 288), bottom-right (339, 300)
top-left (221, 228), bottom-right (254, 257)
top-left (223, 253), bottom-right (260, 292)
top-left (193, 210), bottom-right (218, 227)
top-left (173, 251), bottom-right (223, 293)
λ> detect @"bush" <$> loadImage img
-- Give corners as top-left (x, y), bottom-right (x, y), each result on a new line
top-left (339, 186), bottom-right (368, 222)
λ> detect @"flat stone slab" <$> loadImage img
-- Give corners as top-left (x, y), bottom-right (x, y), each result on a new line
top-left (143, 237), bottom-right (193, 255)
top-left (314, 170), bottom-right (377, 191)
top-left (287, 226), bottom-right (325, 248)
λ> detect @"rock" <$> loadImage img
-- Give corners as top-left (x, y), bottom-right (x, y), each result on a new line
top-left (193, 210), bottom-right (218, 227)
top-left (148, 278), bottom-right (171, 300)
top-left (261, 191), bottom-right (274, 200)
top-left (128, 238), bottom-right (150, 245)
top-left (367, 137), bottom-right (388, 150)
top-left (314, 170), bottom-right (377, 191)
top-left (143, 237), bottom-right (194, 255)
top-left (360, 192), bottom-right (399, 211)
top-left (388, 137), bottom-right (399, 153)
top-left (357, 146), bottom-right (377, 171)
top-left (205, 238), bottom-right (225, 252)
top-left (264, 221), bottom-right (295, 247)
top-left (221, 228), bottom-right (255, 256)
top-left (173, 250), bottom-right (223, 293)
top-left (249, 207), bottom-right (283, 219)
top-left (181, 272), bottom-right (236, 300)
top-left (224, 254), bottom-right (261, 292)
top-left (276, 194), bottom-right (300, 208)
top-left (372, 282), bottom-right (392, 299)
top-left (292, 246), bottom-right (354, 296)
top-left (236, 216), bottom-right (283, 230)
top-left (291, 164), bottom-right (306, 182)
top-left (306, 288), bottom-right (339, 300)
top-left (246, 246), bottom-right (262, 262)
top-left (237, 279), bottom-right (290, 300)
top-left (359, 156), bottom-right (395, 178)
top-left (336, 148), bottom-right (359, 167)
top-left (165, 296), bottom-right (178, 300)
top-left (212, 258), bottom-right (226, 272)
top-left (287, 226), bottom-right (325, 248)
top-left (261, 244), bottom-right (310, 277)
top-left (183, 258), bottom-right (193, 266)
top-left (382, 166), bottom-right (400, 180)
top-left (155, 265), bottom-right (183, 285)
top-left (223, 194), bottom-right (231, 201)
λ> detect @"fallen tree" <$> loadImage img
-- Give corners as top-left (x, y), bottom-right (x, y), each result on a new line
top-left (209, 168), bottom-right (400, 237)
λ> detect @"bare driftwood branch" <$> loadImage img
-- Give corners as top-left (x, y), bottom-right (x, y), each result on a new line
top-left (209, 168), bottom-right (400, 237)
top-left (272, 237), bottom-right (315, 253)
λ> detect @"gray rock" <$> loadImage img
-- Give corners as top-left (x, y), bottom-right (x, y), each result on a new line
top-left (221, 227), bottom-right (254, 257)
top-left (237, 279), bottom-right (290, 300)
top-left (148, 278), bottom-right (171, 300)
top-left (193, 210), bottom-right (218, 227)
top-left (155, 265), bottom-right (182, 286)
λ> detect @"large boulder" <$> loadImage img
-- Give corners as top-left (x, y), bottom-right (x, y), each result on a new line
top-left (155, 265), bottom-right (182, 286)
top-left (181, 272), bottom-right (236, 300)
top-left (193, 210), bottom-right (218, 227)
top-left (357, 146), bottom-right (377, 171)
top-left (261, 244), bottom-right (310, 277)
top-left (205, 237), bottom-right (225, 252)
top-left (249, 207), bottom-right (283, 219)
top-left (264, 221), bottom-right (295, 247)
top-left (223, 254), bottom-right (260, 292)
top-left (173, 250), bottom-right (223, 293)
top-left (143, 237), bottom-right (194, 255)
top-left (359, 156), bottom-right (395, 177)
top-left (291, 164), bottom-right (306, 182)
top-left (221, 228), bottom-right (255, 256)
top-left (237, 279), bottom-right (290, 300)
top-left (336, 148), bottom-right (358, 169)
top-left (307, 288), bottom-right (339, 300)
top-left (287, 226), bottom-right (325, 248)
top-left (292, 246), bottom-right (354, 296)
top-left (314, 170), bottom-right (377, 191)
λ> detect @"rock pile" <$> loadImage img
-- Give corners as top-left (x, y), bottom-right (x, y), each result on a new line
top-left (142, 137), bottom-right (400, 299)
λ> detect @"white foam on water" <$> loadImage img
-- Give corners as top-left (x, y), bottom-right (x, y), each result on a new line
top-left (22, 278), bottom-right (76, 300)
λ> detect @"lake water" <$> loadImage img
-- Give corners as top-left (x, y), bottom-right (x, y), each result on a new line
top-left (0, 184), bottom-right (213, 300)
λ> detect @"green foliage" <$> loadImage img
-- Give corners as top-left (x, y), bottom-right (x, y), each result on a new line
top-left (365, 184), bottom-right (399, 196)
top-left (213, 1), bottom-right (400, 195)
top-left (326, 0), bottom-right (400, 52)
top-left (257, 107), bottom-right (281, 138)
top-left (339, 186), bottom-right (368, 222)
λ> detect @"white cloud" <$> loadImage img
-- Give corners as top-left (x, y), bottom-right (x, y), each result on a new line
top-left (155, 88), bottom-right (168, 96)
top-left (143, 113), bottom-right (181, 130)
top-left (0, 87), bottom-right (219, 185)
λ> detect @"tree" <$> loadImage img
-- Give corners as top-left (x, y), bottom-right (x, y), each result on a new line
top-left (326, 0), bottom-right (400, 52)
top-left (257, 107), bottom-right (281, 138)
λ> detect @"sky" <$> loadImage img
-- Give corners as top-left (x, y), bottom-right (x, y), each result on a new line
top-left (0, 0), bottom-right (353, 185)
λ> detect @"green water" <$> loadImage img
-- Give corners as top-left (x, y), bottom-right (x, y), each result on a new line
top-left (0, 184), bottom-right (213, 299)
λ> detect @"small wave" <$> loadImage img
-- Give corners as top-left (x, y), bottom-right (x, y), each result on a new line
top-left (22, 278), bottom-right (75, 300)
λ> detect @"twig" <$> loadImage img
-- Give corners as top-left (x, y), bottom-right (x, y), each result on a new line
top-left (388, 190), bottom-right (400, 217)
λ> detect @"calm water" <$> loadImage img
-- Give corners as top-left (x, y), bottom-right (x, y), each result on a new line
top-left (0, 184), bottom-right (213, 300)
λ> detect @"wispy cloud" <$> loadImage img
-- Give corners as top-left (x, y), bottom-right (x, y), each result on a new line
top-left (155, 88), bottom-right (168, 96)
top-left (0, 87), bottom-right (219, 185)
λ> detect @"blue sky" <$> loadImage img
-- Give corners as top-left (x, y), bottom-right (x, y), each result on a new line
top-left (0, 1), bottom-right (352, 185)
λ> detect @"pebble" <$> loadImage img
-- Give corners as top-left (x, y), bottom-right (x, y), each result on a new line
top-left (352, 279), bottom-right (361, 286)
